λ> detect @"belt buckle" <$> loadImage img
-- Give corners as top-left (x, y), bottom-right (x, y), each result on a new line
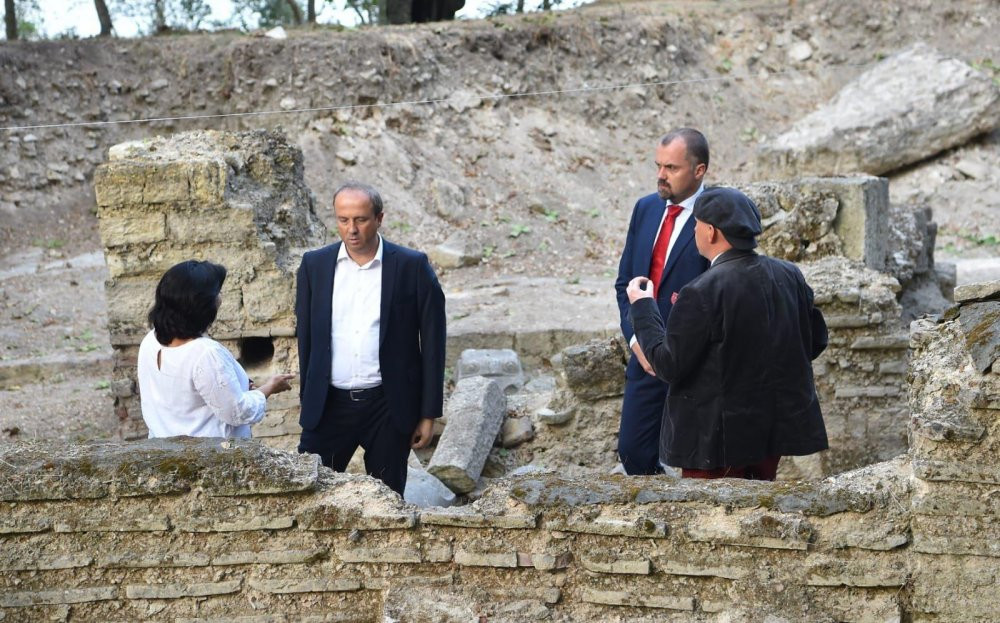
top-left (349, 388), bottom-right (363, 401)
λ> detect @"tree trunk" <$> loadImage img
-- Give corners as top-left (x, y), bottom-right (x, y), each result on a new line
top-left (516, 0), bottom-right (524, 13)
top-left (153, 0), bottom-right (167, 32)
top-left (306, 0), bottom-right (315, 23)
top-left (285, 0), bottom-right (303, 24)
top-left (4, 0), bottom-right (16, 41)
top-left (94, 0), bottom-right (113, 36)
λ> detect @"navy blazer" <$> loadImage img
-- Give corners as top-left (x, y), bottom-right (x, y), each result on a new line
top-left (295, 239), bottom-right (446, 435)
top-left (615, 192), bottom-right (710, 380)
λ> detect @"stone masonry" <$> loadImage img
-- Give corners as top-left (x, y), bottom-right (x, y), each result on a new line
top-left (2, 290), bottom-right (998, 622)
top-left (93, 130), bottom-right (326, 442)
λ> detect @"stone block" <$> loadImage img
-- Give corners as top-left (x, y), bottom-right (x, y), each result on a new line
top-left (97, 552), bottom-right (211, 568)
top-left (176, 515), bottom-right (295, 532)
top-left (404, 465), bottom-right (457, 508)
top-left (579, 556), bottom-right (651, 575)
top-left (957, 301), bottom-right (1000, 373)
top-left (581, 588), bottom-right (694, 611)
top-left (247, 578), bottom-right (361, 594)
top-left (429, 233), bottom-right (481, 268)
top-left (428, 377), bottom-right (506, 494)
top-left (98, 211), bottom-right (167, 247)
top-left (834, 385), bottom-right (900, 399)
top-left (419, 509), bottom-right (537, 529)
top-left (166, 210), bottom-right (255, 243)
top-left (547, 515), bottom-right (667, 538)
top-left (756, 43), bottom-right (1000, 177)
top-left (0, 587), bottom-right (117, 607)
top-left (125, 580), bottom-right (242, 599)
top-left (954, 280), bottom-right (1000, 304)
top-left (337, 547), bottom-right (422, 564)
top-left (212, 548), bottom-right (326, 566)
top-left (657, 559), bottom-right (749, 580)
top-left (849, 335), bottom-right (910, 350)
top-left (0, 553), bottom-right (93, 571)
top-left (558, 337), bottom-right (626, 400)
top-left (453, 549), bottom-right (518, 568)
top-left (453, 349), bottom-right (524, 392)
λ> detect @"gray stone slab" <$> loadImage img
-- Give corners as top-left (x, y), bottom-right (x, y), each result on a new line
top-left (454, 348), bottom-right (525, 392)
top-left (558, 337), bottom-right (626, 400)
top-left (955, 280), bottom-right (1000, 303)
top-left (957, 301), bottom-right (1000, 373)
top-left (757, 43), bottom-right (1000, 177)
top-left (428, 377), bottom-right (505, 494)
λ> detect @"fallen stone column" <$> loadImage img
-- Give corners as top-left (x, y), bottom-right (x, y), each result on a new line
top-left (428, 376), bottom-right (506, 494)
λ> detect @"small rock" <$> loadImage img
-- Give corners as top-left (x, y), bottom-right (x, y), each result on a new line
top-left (448, 89), bottom-right (482, 113)
top-left (955, 159), bottom-right (991, 180)
top-left (536, 407), bottom-right (574, 425)
top-left (22, 134), bottom-right (38, 143)
top-left (788, 41), bottom-right (813, 62)
top-left (265, 26), bottom-right (287, 39)
top-left (149, 78), bottom-right (170, 91)
top-left (508, 464), bottom-right (552, 477)
top-left (955, 280), bottom-right (1000, 303)
top-left (501, 417), bottom-right (534, 448)
top-left (429, 234), bottom-right (481, 269)
top-left (279, 97), bottom-right (297, 111)
top-left (15, 76), bottom-right (26, 90)
top-left (263, 78), bottom-right (279, 88)
top-left (335, 150), bottom-right (357, 165)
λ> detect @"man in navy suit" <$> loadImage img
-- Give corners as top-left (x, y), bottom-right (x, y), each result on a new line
top-left (614, 128), bottom-right (711, 475)
top-left (295, 182), bottom-right (446, 495)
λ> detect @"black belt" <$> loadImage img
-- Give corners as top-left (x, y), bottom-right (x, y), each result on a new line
top-left (331, 385), bottom-right (384, 402)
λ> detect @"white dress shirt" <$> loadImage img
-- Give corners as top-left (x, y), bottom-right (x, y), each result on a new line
top-left (630, 184), bottom-right (706, 348)
top-left (331, 235), bottom-right (383, 389)
top-left (137, 330), bottom-right (266, 438)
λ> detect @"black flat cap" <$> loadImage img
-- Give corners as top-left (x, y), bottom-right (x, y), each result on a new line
top-left (693, 187), bottom-right (763, 250)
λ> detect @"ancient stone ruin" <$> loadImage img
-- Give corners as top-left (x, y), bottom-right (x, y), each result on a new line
top-left (2, 286), bottom-right (999, 620)
top-left (2, 127), bottom-right (983, 619)
top-left (90, 130), bottom-right (946, 484)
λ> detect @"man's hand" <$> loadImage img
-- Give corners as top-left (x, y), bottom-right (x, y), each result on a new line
top-left (631, 340), bottom-right (656, 376)
top-left (410, 417), bottom-right (435, 449)
top-left (627, 276), bottom-right (655, 304)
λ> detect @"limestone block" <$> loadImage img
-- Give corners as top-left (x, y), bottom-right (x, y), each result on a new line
top-left (98, 210), bottom-right (167, 247)
top-left (337, 547), bottom-right (422, 564)
top-left (429, 232), bottom-right (481, 268)
top-left (404, 465), bottom-right (457, 508)
top-left (242, 271), bottom-right (297, 324)
top-left (213, 548), bottom-right (326, 566)
top-left (125, 580), bottom-right (242, 599)
top-left (956, 301), bottom-right (1000, 373)
top-left (579, 556), bottom-right (651, 575)
top-left (419, 509), bottom-right (537, 529)
top-left (296, 473), bottom-right (417, 531)
top-left (428, 376), bottom-right (506, 494)
top-left (0, 438), bottom-right (318, 502)
top-left (581, 588), bottom-right (694, 611)
top-left (97, 552), bottom-right (211, 568)
top-left (557, 337), bottom-right (626, 400)
top-left (454, 349), bottom-right (524, 392)
top-left (166, 210), bottom-right (255, 243)
top-left (453, 549), bottom-right (518, 568)
top-left (954, 280), bottom-right (1000, 303)
top-left (0, 587), bottom-right (117, 607)
top-left (757, 43), bottom-right (1000, 177)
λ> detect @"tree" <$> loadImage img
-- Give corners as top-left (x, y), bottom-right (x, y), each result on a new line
top-left (95, 0), bottom-right (114, 36)
top-left (306, 0), bottom-right (315, 23)
top-left (4, 0), bottom-right (15, 40)
top-left (284, 0), bottom-right (302, 24)
top-left (379, 0), bottom-right (463, 24)
top-left (111, 0), bottom-right (210, 34)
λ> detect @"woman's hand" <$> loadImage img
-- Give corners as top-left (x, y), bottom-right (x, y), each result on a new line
top-left (256, 374), bottom-right (295, 398)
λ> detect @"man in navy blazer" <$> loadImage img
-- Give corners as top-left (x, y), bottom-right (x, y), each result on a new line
top-left (296, 182), bottom-right (446, 495)
top-left (614, 128), bottom-right (711, 475)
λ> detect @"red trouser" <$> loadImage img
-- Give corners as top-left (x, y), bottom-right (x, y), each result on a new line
top-left (681, 455), bottom-right (781, 481)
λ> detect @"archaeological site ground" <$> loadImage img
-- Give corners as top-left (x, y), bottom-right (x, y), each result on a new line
top-left (2, 0), bottom-right (1000, 620)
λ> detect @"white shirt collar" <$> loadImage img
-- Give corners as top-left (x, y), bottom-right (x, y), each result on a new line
top-left (337, 233), bottom-right (383, 268)
top-left (672, 184), bottom-right (705, 211)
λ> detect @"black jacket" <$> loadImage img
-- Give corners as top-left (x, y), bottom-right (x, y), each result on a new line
top-left (295, 239), bottom-right (446, 435)
top-left (630, 249), bottom-right (828, 470)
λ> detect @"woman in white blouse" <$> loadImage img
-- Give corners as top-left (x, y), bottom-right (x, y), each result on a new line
top-left (137, 260), bottom-right (294, 438)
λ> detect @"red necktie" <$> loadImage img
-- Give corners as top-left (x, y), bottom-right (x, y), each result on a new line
top-left (648, 205), bottom-right (683, 298)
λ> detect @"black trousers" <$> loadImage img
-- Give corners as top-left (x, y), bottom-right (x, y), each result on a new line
top-left (297, 386), bottom-right (410, 496)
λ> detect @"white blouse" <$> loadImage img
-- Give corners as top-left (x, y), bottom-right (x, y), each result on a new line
top-left (137, 330), bottom-right (266, 438)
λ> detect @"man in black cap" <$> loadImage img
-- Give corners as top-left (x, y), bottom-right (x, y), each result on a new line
top-left (625, 187), bottom-right (829, 480)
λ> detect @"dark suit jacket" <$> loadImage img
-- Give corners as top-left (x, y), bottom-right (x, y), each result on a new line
top-left (615, 192), bottom-right (710, 381)
top-left (630, 249), bottom-right (829, 470)
top-left (295, 239), bottom-right (446, 435)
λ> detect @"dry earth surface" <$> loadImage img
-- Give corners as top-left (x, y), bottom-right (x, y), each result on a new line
top-left (1, 0), bottom-right (998, 450)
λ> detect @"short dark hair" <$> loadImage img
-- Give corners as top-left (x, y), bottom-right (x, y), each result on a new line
top-left (660, 128), bottom-right (710, 169)
top-left (148, 260), bottom-right (227, 346)
top-left (332, 181), bottom-right (383, 216)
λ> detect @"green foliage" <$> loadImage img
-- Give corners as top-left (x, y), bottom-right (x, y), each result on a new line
top-left (509, 223), bottom-right (530, 238)
top-left (112, 0), bottom-right (211, 33)
top-left (336, 0), bottom-right (376, 25)
top-left (971, 58), bottom-right (1000, 87)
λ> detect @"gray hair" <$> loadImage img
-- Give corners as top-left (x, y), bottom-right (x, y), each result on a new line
top-left (332, 181), bottom-right (384, 216)
top-left (659, 128), bottom-right (710, 169)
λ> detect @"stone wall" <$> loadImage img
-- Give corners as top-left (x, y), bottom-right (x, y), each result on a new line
top-left (93, 130), bottom-right (326, 442)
